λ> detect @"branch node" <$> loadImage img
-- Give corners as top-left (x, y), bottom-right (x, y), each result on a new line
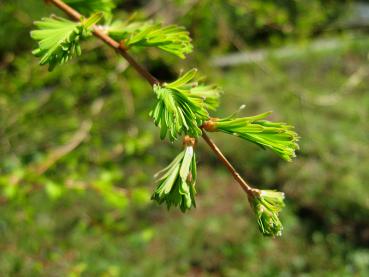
top-left (202, 118), bottom-right (218, 132)
top-left (183, 135), bottom-right (196, 147)
top-left (119, 40), bottom-right (128, 51)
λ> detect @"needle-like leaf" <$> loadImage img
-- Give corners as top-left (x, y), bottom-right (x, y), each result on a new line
top-left (152, 146), bottom-right (197, 212)
top-left (150, 69), bottom-right (214, 141)
top-left (208, 112), bottom-right (299, 161)
top-left (189, 84), bottom-right (222, 111)
top-left (249, 190), bottom-right (285, 237)
top-left (107, 20), bottom-right (193, 59)
top-left (31, 14), bottom-right (102, 71)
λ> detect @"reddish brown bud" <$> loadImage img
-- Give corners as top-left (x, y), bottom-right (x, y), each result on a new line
top-left (202, 118), bottom-right (218, 132)
top-left (183, 136), bottom-right (196, 147)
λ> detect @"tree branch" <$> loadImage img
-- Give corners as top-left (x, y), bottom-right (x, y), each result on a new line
top-left (44, 0), bottom-right (256, 196)
top-left (201, 130), bottom-right (256, 195)
top-left (46, 0), bottom-right (159, 86)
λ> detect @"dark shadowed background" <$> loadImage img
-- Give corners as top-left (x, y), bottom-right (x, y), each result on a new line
top-left (0, 0), bottom-right (368, 276)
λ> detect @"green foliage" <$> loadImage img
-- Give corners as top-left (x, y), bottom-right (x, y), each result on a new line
top-left (28, 0), bottom-right (300, 236)
top-left (28, 0), bottom-right (301, 237)
top-left (211, 111), bottom-right (299, 161)
top-left (107, 20), bottom-right (193, 58)
top-left (152, 145), bottom-right (197, 212)
top-left (249, 190), bottom-right (285, 237)
top-left (63, 0), bottom-right (115, 16)
top-left (1, 0), bottom-right (369, 274)
top-left (177, 0), bottom-right (351, 52)
top-left (190, 83), bottom-right (222, 111)
top-left (150, 69), bottom-right (212, 141)
top-left (31, 13), bottom-right (102, 71)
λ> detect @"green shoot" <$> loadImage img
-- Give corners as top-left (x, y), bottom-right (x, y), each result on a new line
top-left (107, 20), bottom-right (193, 58)
top-left (150, 69), bottom-right (211, 141)
top-left (249, 190), bottom-right (285, 237)
top-left (208, 111), bottom-right (299, 161)
top-left (152, 145), bottom-right (197, 212)
top-left (31, 14), bottom-right (103, 71)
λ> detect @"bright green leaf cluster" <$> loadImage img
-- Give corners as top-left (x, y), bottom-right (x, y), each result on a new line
top-left (152, 145), bottom-right (197, 212)
top-left (249, 190), bottom-right (285, 237)
top-left (107, 20), bottom-right (193, 58)
top-left (211, 111), bottom-right (299, 161)
top-left (150, 69), bottom-right (214, 141)
top-left (30, 0), bottom-right (301, 237)
top-left (31, 14), bottom-right (102, 71)
top-left (64, 0), bottom-right (115, 16)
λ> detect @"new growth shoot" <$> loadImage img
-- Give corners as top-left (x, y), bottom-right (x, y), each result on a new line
top-left (32, 0), bottom-right (300, 237)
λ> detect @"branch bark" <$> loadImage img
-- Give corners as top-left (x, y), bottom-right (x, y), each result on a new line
top-left (201, 131), bottom-right (255, 195)
top-left (45, 0), bottom-right (256, 196)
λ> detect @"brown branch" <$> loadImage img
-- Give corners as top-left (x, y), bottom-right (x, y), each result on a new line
top-left (201, 131), bottom-right (256, 196)
top-left (45, 0), bottom-right (256, 196)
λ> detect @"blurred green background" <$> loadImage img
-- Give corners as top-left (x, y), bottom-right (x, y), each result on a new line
top-left (1, 0), bottom-right (369, 276)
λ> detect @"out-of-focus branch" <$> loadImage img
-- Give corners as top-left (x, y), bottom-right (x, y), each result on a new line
top-left (33, 120), bottom-right (92, 175)
top-left (31, 98), bottom-right (104, 176)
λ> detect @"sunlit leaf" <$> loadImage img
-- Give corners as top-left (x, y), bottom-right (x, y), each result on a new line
top-left (208, 111), bottom-right (299, 161)
top-left (249, 190), bottom-right (285, 237)
top-left (108, 20), bottom-right (193, 58)
top-left (31, 14), bottom-right (102, 71)
top-left (150, 69), bottom-right (212, 141)
top-left (152, 145), bottom-right (197, 212)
